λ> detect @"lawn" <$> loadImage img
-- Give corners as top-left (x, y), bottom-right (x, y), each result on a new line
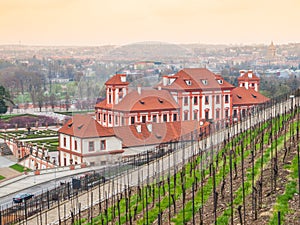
top-left (0, 175), bottom-right (5, 180)
top-left (9, 164), bottom-right (27, 172)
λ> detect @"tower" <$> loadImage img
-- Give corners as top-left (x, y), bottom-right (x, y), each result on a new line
top-left (267, 41), bottom-right (276, 58)
top-left (238, 70), bottom-right (260, 92)
top-left (105, 74), bottom-right (129, 106)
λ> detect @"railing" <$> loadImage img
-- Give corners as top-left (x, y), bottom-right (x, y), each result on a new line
top-left (0, 90), bottom-right (298, 225)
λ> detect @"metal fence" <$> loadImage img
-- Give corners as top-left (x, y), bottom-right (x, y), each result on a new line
top-left (0, 90), bottom-right (297, 225)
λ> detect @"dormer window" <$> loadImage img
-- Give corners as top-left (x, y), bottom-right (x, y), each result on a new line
top-left (139, 100), bottom-right (145, 104)
top-left (201, 80), bottom-right (208, 85)
top-left (158, 98), bottom-right (164, 103)
top-left (185, 80), bottom-right (192, 86)
top-left (251, 94), bottom-right (257, 98)
top-left (237, 95), bottom-right (242, 99)
top-left (217, 79), bottom-right (223, 84)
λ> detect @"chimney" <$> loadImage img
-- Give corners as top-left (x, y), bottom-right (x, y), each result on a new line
top-left (137, 85), bottom-right (142, 95)
top-left (120, 74), bottom-right (126, 82)
top-left (239, 70), bottom-right (246, 76)
top-left (248, 70), bottom-right (253, 78)
top-left (158, 86), bottom-right (162, 90)
top-left (162, 76), bottom-right (168, 86)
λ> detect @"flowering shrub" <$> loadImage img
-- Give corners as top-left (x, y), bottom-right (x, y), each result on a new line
top-left (0, 115), bottom-right (57, 129)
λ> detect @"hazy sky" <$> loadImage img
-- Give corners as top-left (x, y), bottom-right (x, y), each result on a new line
top-left (0, 0), bottom-right (299, 46)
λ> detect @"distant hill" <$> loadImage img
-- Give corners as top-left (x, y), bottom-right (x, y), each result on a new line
top-left (103, 41), bottom-right (197, 61)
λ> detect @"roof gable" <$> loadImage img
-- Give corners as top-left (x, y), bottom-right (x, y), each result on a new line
top-left (105, 74), bottom-right (129, 86)
top-left (232, 87), bottom-right (269, 106)
top-left (58, 114), bottom-right (114, 138)
top-left (160, 68), bottom-right (234, 91)
top-left (96, 88), bottom-right (180, 112)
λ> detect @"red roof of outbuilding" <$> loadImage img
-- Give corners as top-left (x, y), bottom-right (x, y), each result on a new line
top-left (114, 120), bottom-right (209, 148)
top-left (58, 114), bottom-right (210, 148)
top-left (58, 114), bottom-right (114, 138)
top-left (232, 87), bottom-right (269, 106)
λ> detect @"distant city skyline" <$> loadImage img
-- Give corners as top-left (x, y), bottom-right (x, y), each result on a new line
top-left (0, 0), bottom-right (299, 46)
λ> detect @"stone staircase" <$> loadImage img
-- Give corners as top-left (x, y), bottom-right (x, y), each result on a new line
top-left (0, 142), bottom-right (13, 155)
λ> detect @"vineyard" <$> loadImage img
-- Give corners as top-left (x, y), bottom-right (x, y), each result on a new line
top-left (64, 97), bottom-right (300, 225)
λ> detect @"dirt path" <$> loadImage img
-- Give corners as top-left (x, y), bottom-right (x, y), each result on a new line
top-left (0, 168), bottom-right (20, 180)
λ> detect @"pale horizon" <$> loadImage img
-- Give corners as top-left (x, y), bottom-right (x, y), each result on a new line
top-left (0, 0), bottom-right (299, 46)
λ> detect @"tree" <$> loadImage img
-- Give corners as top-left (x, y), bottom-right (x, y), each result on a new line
top-left (37, 90), bottom-right (45, 112)
top-left (49, 94), bottom-right (56, 111)
top-left (0, 85), bottom-right (14, 114)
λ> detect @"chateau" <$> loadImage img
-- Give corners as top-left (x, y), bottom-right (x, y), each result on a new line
top-left (58, 68), bottom-right (269, 166)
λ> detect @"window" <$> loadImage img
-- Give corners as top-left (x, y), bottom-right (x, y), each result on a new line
top-left (121, 117), bottom-right (124, 125)
top-left (225, 95), bottom-right (229, 103)
top-left (216, 95), bottom-right (220, 104)
top-left (225, 109), bottom-right (229, 118)
top-left (153, 115), bottom-right (157, 123)
top-left (184, 97), bottom-right (188, 105)
top-left (242, 109), bottom-right (246, 117)
top-left (193, 96), bottom-right (198, 105)
top-left (103, 114), bottom-right (106, 122)
top-left (193, 111), bottom-right (198, 120)
top-left (74, 140), bottom-right (77, 150)
top-left (142, 116), bottom-right (146, 123)
top-left (131, 116), bottom-right (135, 124)
top-left (108, 95), bottom-right (112, 104)
top-left (185, 80), bottom-right (192, 85)
top-left (163, 114), bottom-right (168, 122)
top-left (173, 114), bottom-right (177, 121)
top-left (98, 113), bottom-right (101, 120)
top-left (63, 137), bottom-right (66, 147)
top-left (217, 79), bottom-right (223, 84)
top-left (109, 115), bottom-right (112, 124)
top-left (184, 111), bottom-right (188, 121)
top-left (88, 141), bottom-right (94, 152)
top-left (100, 140), bottom-right (106, 150)
top-left (205, 111), bottom-right (209, 120)
top-left (233, 110), bottom-right (237, 117)
top-left (201, 80), bottom-right (208, 85)
top-left (115, 116), bottom-right (118, 125)
top-left (205, 96), bottom-right (209, 105)
top-left (216, 110), bottom-right (220, 119)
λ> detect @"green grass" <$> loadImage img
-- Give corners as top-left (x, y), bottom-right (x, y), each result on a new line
top-left (9, 164), bottom-right (27, 172)
top-left (0, 175), bottom-right (5, 180)
top-left (54, 110), bottom-right (93, 116)
top-left (0, 114), bottom-right (38, 121)
top-left (268, 154), bottom-right (299, 225)
top-left (216, 115), bottom-right (296, 224)
top-left (89, 119), bottom-right (268, 225)
top-left (171, 119), bottom-right (270, 224)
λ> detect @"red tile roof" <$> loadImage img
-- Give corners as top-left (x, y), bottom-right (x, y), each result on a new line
top-left (159, 68), bottom-right (235, 91)
top-left (238, 71), bottom-right (260, 81)
top-left (58, 114), bottom-right (210, 148)
top-left (105, 74), bottom-right (129, 85)
top-left (232, 87), bottom-right (269, 106)
top-left (58, 114), bottom-right (114, 138)
top-left (114, 120), bottom-right (209, 148)
top-left (95, 89), bottom-right (180, 112)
